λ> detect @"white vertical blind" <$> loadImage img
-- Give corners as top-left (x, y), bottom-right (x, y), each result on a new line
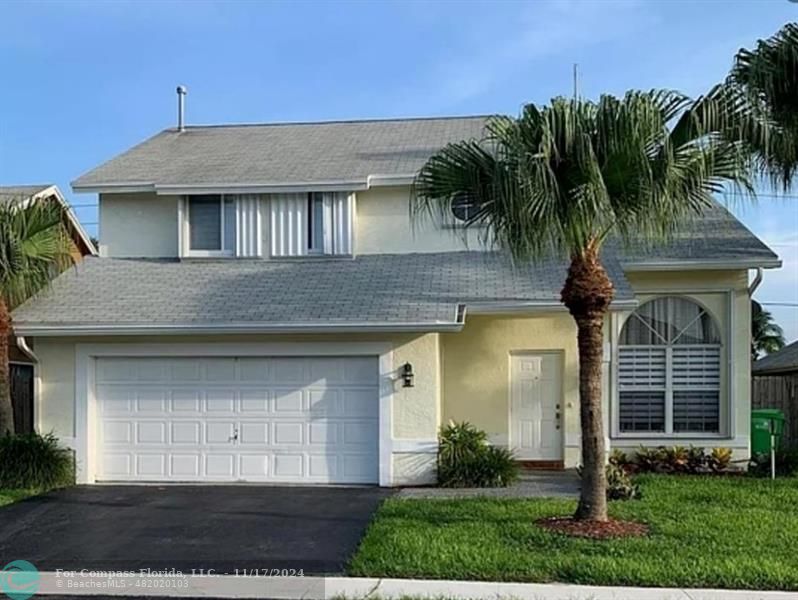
top-left (269, 191), bottom-right (353, 257)
top-left (235, 194), bottom-right (262, 257)
top-left (331, 192), bottom-right (354, 255)
top-left (618, 297), bottom-right (722, 434)
top-left (270, 193), bottom-right (307, 257)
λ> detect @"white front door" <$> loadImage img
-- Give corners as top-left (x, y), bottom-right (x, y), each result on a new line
top-left (510, 353), bottom-right (563, 460)
top-left (94, 355), bottom-right (379, 484)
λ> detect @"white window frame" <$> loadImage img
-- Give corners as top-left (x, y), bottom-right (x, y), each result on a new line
top-left (185, 195), bottom-right (235, 258)
top-left (306, 192), bottom-right (335, 255)
top-left (612, 294), bottom-right (728, 439)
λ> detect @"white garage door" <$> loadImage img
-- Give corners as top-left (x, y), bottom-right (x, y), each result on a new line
top-left (94, 356), bottom-right (380, 484)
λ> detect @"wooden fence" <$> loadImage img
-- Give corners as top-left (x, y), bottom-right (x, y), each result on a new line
top-left (752, 372), bottom-right (798, 447)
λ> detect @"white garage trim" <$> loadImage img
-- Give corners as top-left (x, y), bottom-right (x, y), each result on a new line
top-left (75, 342), bottom-right (394, 486)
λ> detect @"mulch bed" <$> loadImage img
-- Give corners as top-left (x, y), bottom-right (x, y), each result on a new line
top-left (536, 516), bottom-right (649, 540)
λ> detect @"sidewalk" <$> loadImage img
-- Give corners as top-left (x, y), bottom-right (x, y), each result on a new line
top-left (34, 571), bottom-right (796, 600)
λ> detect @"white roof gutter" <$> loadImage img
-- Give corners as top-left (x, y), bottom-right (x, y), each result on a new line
top-left (71, 174), bottom-right (418, 195)
top-left (623, 258), bottom-right (782, 271)
top-left (12, 310), bottom-right (467, 337)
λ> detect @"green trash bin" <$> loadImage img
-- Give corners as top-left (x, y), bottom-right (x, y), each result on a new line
top-left (751, 409), bottom-right (786, 455)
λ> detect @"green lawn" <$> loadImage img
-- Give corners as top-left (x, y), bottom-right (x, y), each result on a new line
top-left (0, 488), bottom-right (39, 507)
top-left (349, 475), bottom-right (798, 590)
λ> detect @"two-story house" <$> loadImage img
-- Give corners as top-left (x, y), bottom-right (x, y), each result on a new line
top-left (11, 114), bottom-right (780, 486)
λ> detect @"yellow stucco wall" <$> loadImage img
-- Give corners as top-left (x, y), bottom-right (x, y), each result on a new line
top-left (441, 313), bottom-right (582, 466)
top-left (355, 186), bottom-right (485, 254)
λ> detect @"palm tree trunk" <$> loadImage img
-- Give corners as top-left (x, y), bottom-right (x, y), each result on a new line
top-left (0, 296), bottom-right (14, 436)
top-left (561, 241), bottom-right (614, 522)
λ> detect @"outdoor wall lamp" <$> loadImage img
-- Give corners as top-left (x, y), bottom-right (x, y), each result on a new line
top-left (401, 362), bottom-right (415, 388)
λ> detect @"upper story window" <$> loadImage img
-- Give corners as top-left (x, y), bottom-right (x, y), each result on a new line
top-left (450, 193), bottom-right (480, 223)
top-left (183, 194), bottom-right (261, 258)
top-left (188, 195), bottom-right (236, 256)
top-left (618, 297), bottom-right (722, 435)
top-left (271, 192), bottom-right (353, 257)
top-left (307, 192), bottom-right (327, 254)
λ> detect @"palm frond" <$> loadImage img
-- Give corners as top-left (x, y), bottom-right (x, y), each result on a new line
top-left (0, 199), bottom-right (75, 309)
top-left (413, 90), bottom-right (753, 262)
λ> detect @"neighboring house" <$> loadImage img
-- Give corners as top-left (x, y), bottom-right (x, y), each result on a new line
top-left (753, 341), bottom-right (798, 446)
top-left (10, 115), bottom-right (781, 486)
top-left (0, 185), bottom-right (96, 433)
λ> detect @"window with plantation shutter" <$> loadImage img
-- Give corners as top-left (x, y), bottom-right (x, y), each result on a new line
top-left (618, 297), bottom-right (722, 434)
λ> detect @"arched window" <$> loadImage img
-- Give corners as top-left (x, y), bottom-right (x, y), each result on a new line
top-left (618, 297), bottom-right (721, 434)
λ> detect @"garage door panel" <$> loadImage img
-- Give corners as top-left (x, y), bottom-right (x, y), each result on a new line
top-left (170, 454), bottom-right (200, 478)
top-left (204, 358), bottom-right (237, 381)
top-left (274, 422), bottom-right (304, 445)
top-left (206, 421), bottom-right (235, 444)
top-left (239, 454), bottom-right (269, 478)
top-left (96, 356), bottom-right (379, 484)
top-left (205, 454), bottom-right (235, 477)
top-left (103, 453), bottom-right (132, 477)
top-left (136, 454), bottom-right (166, 477)
top-left (239, 422), bottom-right (269, 444)
top-left (171, 421), bottom-right (201, 444)
top-left (270, 358), bottom-right (307, 383)
top-left (274, 453), bottom-right (304, 478)
top-left (309, 454), bottom-right (337, 478)
top-left (238, 358), bottom-right (271, 382)
top-left (102, 420), bottom-right (132, 444)
top-left (274, 389), bottom-right (304, 412)
top-left (240, 390), bottom-right (270, 412)
top-left (136, 422), bottom-right (166, 444)
top-left (169, 390), bottom-right (202, 412)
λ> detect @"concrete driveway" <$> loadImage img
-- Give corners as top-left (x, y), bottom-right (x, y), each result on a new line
top-left (0, 485), bottom-right (391, 574)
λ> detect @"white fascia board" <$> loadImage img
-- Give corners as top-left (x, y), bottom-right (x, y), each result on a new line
top-left (13, 320), bottom-right (465, 337)
top-left (622, 258), bottom-right (782, 271)
top-left (466, 298), bottom-right (638, 315)
top-left (155, 181), bottom-right (369, 195)
top-left (367, 174), bottom-right (416, 187)
top-left (71, 181), bottom-right (156, 194)
top-left (71, 175), bottom-right (418, 196)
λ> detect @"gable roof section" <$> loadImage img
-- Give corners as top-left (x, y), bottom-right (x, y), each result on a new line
top-left (11, 252), bottom-right (636, 335)
top-left (71, 116), bottom-right (490, 194)
top-left (753, 340), bottom-right (798, 375)
top-left (0, 184), bottom-right (97, 256)
top-left (612, 201), bottom-right (779, 269)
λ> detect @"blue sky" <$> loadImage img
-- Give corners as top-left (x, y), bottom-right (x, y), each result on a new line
top-left (1, 0), bottom-right (796, 341)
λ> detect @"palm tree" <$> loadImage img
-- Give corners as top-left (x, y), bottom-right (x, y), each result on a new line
top-left (752, 300), bottom-right (785, 359)
top-left (729, 22), bottom-right (798, 189)
top-left (413, 91), bottom-right (752, 521)
top-left (0, 199), bottom-right (74, 435)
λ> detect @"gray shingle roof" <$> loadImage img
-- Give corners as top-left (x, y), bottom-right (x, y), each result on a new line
top-left (72, 117), bottom-right (490, 190)
top-left (612, 201), bottom-right (779, 266)
top-left (0, 184), bottom-right (52, 201)
top-left (753, 341), bottom-right (798, 375)
top-left (11, 252), bottom-right (634, 332)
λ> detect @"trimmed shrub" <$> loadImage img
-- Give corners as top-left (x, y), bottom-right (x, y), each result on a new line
top-left (622, 446), bottom-right (733, 475)
top-left (577, 463), bottom-right (641, 501)
top-left (437, 421), bottom-right (519, 488)
top-left (0, 432), bottom-right (74, 490)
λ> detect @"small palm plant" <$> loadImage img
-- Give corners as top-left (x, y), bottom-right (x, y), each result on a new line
top-left (752, 300), bottom-right (785, 359)
top-left (413, 91), bottom-right (754, 521)
top-left (0, 198), bottom-right (74, 435)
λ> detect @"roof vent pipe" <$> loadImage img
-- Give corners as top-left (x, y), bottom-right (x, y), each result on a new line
top-left (176, 85), bottom-right (187, 132)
